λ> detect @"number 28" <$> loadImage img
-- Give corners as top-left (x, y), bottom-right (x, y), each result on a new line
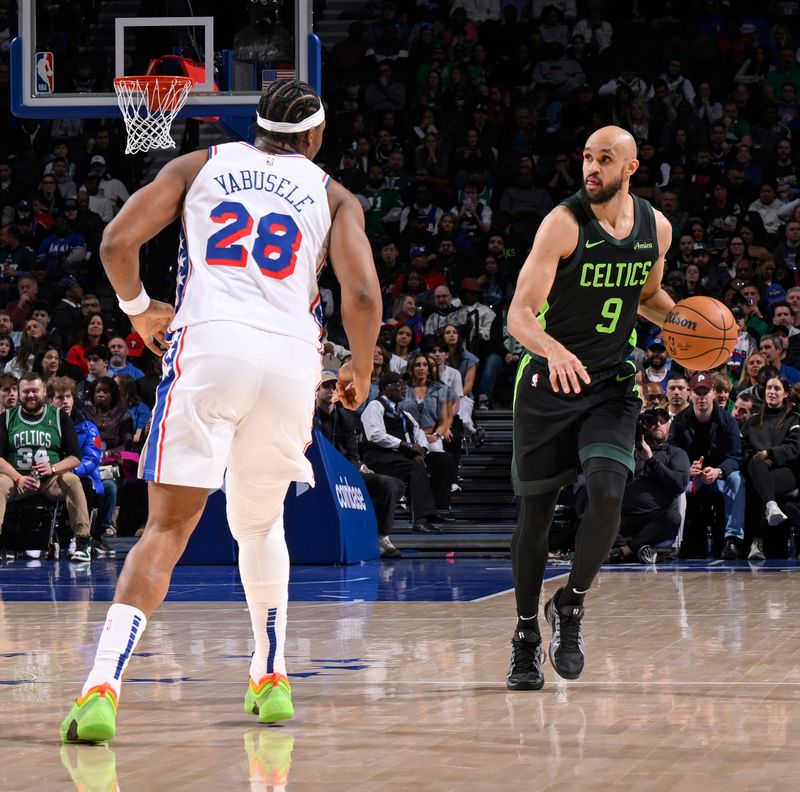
top-left (205, 200), bottom-right (303, 280)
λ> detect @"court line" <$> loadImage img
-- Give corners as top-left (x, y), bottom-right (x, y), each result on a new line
top-left (471, 571), bottom-right (570, 602)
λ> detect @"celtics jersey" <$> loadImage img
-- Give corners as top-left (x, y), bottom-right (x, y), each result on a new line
top-left (5, 404), bottom-right (63, 471)
top-left (536, 190), bottom-right (658, 373)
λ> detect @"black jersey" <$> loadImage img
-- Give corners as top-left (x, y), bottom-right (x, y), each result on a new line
top-left (534, 190), bottom-right (658, 373)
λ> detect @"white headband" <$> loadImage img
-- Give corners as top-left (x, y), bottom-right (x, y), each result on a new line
top-left (256, 105), bottom-right (325, 133)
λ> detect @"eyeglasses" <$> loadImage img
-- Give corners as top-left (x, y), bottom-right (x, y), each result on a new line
top-left (645, 393), bottom-right (666, 401)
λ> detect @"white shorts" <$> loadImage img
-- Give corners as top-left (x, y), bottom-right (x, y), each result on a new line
top-left (139, 322), bottom-right (321, 489)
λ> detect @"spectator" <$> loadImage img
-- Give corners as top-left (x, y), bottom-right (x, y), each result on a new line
top-left (748, 183), bottom-right (785, 238)
top-left (442, 323), bottom-right (485, 446)
top-left (114, 374), bottom-right (151, 446)
top-left (641, 381), bottom-right (668, 411)
top-left (107, 336), bottom-right (144, 380)
top-left (0, 225), bottom-right (36, 272)
top-left (4, 320), bottom-right (45, 378)
top-left (498, 164), bottom-right (553, 243)
top-left (665, 373), bottom-right (690, 417)
top-left (642, 336), bottom-right (671, 386)
top-left (389, 324), bottom-right (416, 373)
top-left (571, 1), bottom-right (613, 53)
top-left (363, 62), bottom-right (407, 115)
top-left (450, 182), bottom-right (492, 243)
top-left (712, 371), bottom-right (733, 410)
top-left (78, 176), bottom-right (113, 224)
top-left (669, 372), bottom-right (745, 560)
top-left (424, 285), bottom-right (461, 342)
top-left (47, 375), bottom-right (116, 557)
top-left (50, 157), bottom-right (77, 200)
top-left (50, 276), bottom-right (84, 349)
top-left (83, 376), bottom-right (133, 457)
top-left (360, 372), bottom-right (454, 534)
top-left (774, 220), bottom-right (800, 273)
top-left (0, 373), bottom-right (17, 412)
top-left (313, 373), bottom-right (405, 559)
top-left (764, 47), bottom-right (800, 104)
top-left (36, 216), bottom-right (88, 272)
top-left (400, 352), bottom-right (455, 454)
top-left (758, 333), bottom-right (800, 385)
top-left (0, 334), bottom-right (14, 369)
top-left (740, 374), bottom-right (800, 560)
top-left (0, 371), bottom-right (90, 561)
top-left (604, 407), bottom-right (690, 564)
top-left (732, 392), bottom-right (755, 425)
top-left (386, 294), bottom-right (424, 343)
top-left (80, 294), bottom-right (102, 317)
top-left (66, 313), bottom-right (108, 376)
top-left (36, 173), bottom-right (64, 216)
top-left (88, 156), bottom-right (129, 215)
top-left (6, 272), bottom-right (39, 330)
top-left (399, 184), bottom-right (443, 235)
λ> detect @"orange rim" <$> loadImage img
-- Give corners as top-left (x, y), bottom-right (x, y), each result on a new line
top-left (113, 75), bottom-right (194, 112)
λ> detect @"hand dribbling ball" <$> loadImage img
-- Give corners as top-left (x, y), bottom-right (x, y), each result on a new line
top-left (661, 296), bottom-right (737, 370)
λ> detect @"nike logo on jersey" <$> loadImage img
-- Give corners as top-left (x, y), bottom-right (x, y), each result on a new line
top-left (585, 240), bottom-right (604, 249)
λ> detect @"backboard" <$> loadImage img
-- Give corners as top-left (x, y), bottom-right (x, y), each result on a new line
top-left (11, 0), bottom-right (321, 119)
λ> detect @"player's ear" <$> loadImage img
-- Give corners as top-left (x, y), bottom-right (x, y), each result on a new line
top-left (627, 158), bottom-right (640, 177)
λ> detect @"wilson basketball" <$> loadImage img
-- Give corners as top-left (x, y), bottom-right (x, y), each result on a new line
top-left (661, 296), bottom-right (738, 370)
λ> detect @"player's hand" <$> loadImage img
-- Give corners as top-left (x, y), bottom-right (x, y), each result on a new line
top-left (547, 345), bottom-right (591, 394)
top-left (333, 362), bottom-right (370, 409)
top-left (129, 299), bottom-right (175, 356)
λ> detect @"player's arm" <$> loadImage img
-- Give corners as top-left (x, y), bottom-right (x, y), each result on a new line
top-left (326, 181), bottom-right (383, 409)
top-left (100, 150), bottom-right (208, 354)
top-left (638, 211), bottom-right (676, 326)
top-left (507, 206), bottom-right (590, 394)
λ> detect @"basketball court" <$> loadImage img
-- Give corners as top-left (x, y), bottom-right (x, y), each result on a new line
top-left (2, 559), bottom-right (800, 790)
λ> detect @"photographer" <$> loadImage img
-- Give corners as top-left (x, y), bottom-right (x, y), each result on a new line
top-left (606, 408), bottom-right (690, 563)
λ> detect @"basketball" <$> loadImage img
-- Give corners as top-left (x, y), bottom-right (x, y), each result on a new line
top-left (662, 296), bottom-right (738, 370)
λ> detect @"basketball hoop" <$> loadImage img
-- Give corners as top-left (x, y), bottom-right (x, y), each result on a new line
top-left (113, 76), bottom-right (195, 154)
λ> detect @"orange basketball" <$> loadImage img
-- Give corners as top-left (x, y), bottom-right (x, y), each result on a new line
top-left (661, 296), bottom-right (738, 370)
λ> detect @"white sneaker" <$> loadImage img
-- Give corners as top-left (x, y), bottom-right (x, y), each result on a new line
top-left (24, 549), bottom-right (42, 559)
top-left (748, 539), bottom-right (765, 561)
top-left (379, 536), bottom-right (402, 558)
top-left (450, 482), bottom-right (462, 493)
top-left (765, 501), bottom-right (788, 527)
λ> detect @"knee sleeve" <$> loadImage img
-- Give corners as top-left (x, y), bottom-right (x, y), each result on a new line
top-left (225, 481), bottom-right (288, 544)
top-left (582, 457), bottom-right (628, 521)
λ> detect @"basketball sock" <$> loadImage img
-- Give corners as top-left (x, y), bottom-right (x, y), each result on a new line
top-left (558, 583), bottom-right (588, 608)
top-left (81, 603), bottom-right (147, 701)
top-left (236, 521), bottom-right (290, 680)
top-left (515, 615), bottom-right (540, 635)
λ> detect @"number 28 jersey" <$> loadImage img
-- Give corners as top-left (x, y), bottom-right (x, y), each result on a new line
top-left (536, 190), bottom-right (658, 373)
top-left (172, 142), bottom-right (333, 348)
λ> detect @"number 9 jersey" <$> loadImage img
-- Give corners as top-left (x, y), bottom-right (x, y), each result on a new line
top-left (171, 142), bottom-right (333, 348)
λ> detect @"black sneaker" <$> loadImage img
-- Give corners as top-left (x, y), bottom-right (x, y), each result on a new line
top-left (606, 547), bottom-right (626, 564)
top-left (378, 536), bottom-right (402, 558)
top-left (471, 426), bottom-right (487, 448)
top-left (720, 537), bottom-right (739, 560)
top-left (506, 629), bottom-right (545, 690)
top-left (544, 588), bottom-right (585, 680)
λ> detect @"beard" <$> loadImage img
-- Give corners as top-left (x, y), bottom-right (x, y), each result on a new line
top-left (584, 170), bottom-right (625, 204)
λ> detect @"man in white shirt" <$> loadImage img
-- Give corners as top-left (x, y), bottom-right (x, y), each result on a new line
top-left (89, 156), bottom-right (130, 215)
top-left (360, 373), bottom-right (454, 534)
top-left (748, 183), bottom-right (785, 236)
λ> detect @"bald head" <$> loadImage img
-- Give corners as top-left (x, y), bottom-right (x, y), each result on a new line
top-left (584, 126), bottom-right (637, 159)
top-left (582, 125), bottom-right (639, 205)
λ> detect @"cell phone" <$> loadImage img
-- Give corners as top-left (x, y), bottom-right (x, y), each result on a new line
top-left (747, 298), bottom-right (754, 305)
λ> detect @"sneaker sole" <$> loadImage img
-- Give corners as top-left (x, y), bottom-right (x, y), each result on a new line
top-left (506, 675), bottom-right (545, 691)
top-left (767, 513), bottom-right (787, 527)
top-left (61, 716), bottom-right (115, 743)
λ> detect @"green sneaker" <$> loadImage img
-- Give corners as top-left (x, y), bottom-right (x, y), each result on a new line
top-left (243, 673), bottom-right (294, 723)
top-left (60, 683), bottom-right (118, 743)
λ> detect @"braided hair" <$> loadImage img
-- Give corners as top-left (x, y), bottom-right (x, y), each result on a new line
top-left (256, 80), bottom-right (322, 146)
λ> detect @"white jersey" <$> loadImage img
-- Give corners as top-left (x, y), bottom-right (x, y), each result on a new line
top-left (172, 142), bottom-right (333, 348)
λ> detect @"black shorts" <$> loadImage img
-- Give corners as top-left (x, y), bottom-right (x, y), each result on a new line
top-left (512, 353), bottom-right (641, 496)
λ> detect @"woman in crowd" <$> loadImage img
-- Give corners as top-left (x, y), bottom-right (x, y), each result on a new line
top-left (390, 324), bottom-right (416, 374)
top-left (733, 352), bottom-right (769, 400)
top-left (391, 270), bottom-right (428, 303)
top-left (84, 376), bottom-right (134, 456)
top-left (683, 262), bottom-right (703, 297)
top-left (0, 333), bottom-right (14, 368)
top-left (442, 324), bottom-right (486, 446)
top-left (739, 215), bottom-right (770, 261)
top-left (434, 211), bottom-right (471, 250)
top-left (66, 312), bottom-right (108, 376)
top-left (477, 254), bottom-right (514, 307)
top-left (740, 375), bottom-right (800, 560)
top-left (32, 341), bottom-right (66, 386)
top-left (400, 353), bottom-right (454, 454)
top-left (386, 293), bottom-right (424, 343)
top-left (4, 320), bottom-right (47, 378)
top-left (115, 374), bottom-right (151, 446)
top-left (415, 131), bottom-right (451, 195)
top-left (720, 236), bottom-right (752, 280)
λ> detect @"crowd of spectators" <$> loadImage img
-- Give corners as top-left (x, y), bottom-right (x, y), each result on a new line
top-left (3, 1), bottom-right (800, 556)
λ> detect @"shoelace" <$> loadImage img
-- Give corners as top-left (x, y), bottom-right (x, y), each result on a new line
top-left (511, 639), bottom-right (540, 673)
top-left (558, 614), bottom-right (582, 653)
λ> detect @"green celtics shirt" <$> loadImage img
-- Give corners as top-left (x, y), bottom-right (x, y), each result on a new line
top-left (6, 404), bottom-right (64, 471)
top-left (536, 190), bottom-right (658, 373)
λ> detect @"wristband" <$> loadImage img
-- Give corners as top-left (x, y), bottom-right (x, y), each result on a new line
top-left (117, 284), bottom-right (151, 316)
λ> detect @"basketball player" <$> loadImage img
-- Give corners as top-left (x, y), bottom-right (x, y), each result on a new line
top-left (506, 126), bottom-right (675, 690)
top-left (60, 80), bottom-right (382, 742)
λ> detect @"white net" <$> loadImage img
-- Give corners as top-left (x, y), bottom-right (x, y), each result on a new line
top-left (113, 76), bottom-right (195, 154)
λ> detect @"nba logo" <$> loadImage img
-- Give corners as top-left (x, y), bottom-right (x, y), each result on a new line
top-left (35, 52), bottom-right (54, 94)
top-left (531, 373), bottom-right (539, 388)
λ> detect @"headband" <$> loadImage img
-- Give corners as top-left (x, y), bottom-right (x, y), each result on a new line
top-left (256, 105), bottom-right (325, 133)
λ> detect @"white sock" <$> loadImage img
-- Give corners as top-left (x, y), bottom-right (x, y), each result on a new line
top-left (81, 603), bottom-right (147, 700)
top-left (237, 524), bottom-right (290, 681)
